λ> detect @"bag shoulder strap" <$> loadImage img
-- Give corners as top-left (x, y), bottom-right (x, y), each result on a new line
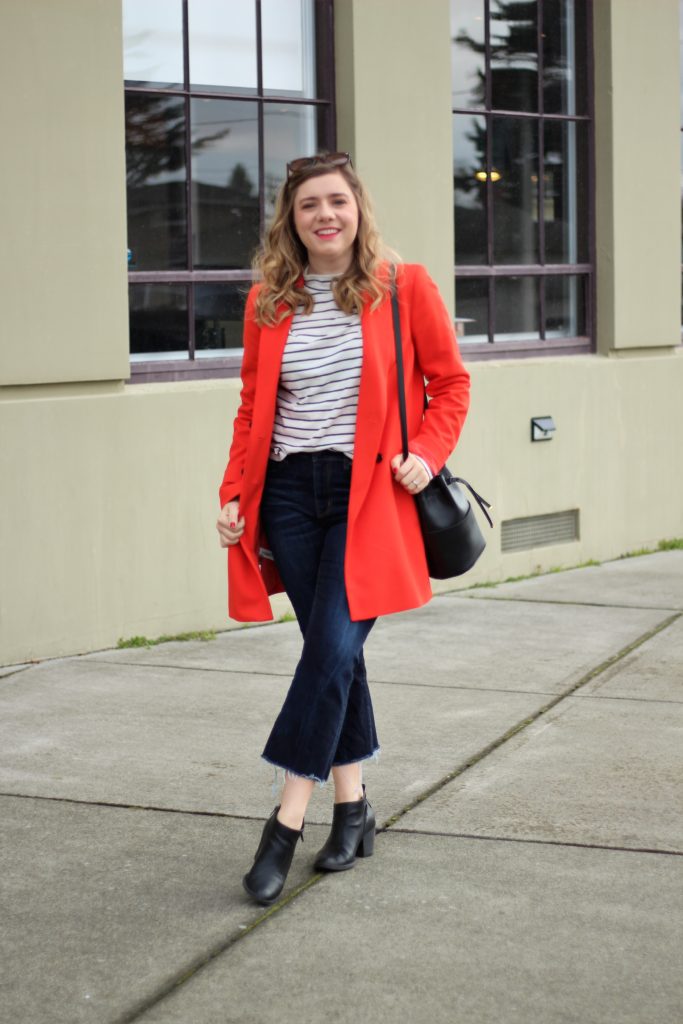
top-left (390, 266), bottom-right (410, 462)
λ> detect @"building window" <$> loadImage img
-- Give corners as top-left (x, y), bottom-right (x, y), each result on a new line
top-left (123, 0), bottom-right (335, 381)
top-left (451, 0), bottom-right (594, 355)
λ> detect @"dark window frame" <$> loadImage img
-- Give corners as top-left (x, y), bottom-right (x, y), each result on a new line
top-left (453, 0), bottom-right (596, 360)
top-left (125, 0), bottom-right (336, 383)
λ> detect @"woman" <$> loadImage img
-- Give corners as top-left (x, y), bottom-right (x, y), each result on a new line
top-left (216, 152), bottom-right (470, 906)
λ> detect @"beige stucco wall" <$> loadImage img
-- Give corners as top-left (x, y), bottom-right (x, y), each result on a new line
top-left (1, 0), bottom-right (682, 665)
top-left (0, 0), bottom-right (129, 385)
top-left (2, 350), bottom-right (682, 664)
top-left (0, 380), bottom-right (250, 662)
top-left (593, 0), bottom-right (681, 351)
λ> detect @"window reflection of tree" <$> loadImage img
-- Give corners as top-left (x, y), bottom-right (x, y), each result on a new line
top-left (125, 95), bottom-right (230, 187)
top-left (453, 117), bottom-right (486, 265)
top-left (456, 0), bottom-right (538, 113)
top-left (455, 1), bottom-right (540, 265)
top-left (125, 96), bottom-right (188, 270)
top-left (489, 0), bottom-right (538, 112)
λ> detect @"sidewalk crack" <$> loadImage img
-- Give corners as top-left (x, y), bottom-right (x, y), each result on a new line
top-left (380, 611), bottom-right (681, 830)
top-left (0, 792), bottom-right (279, 823)
top-left (462, 594), bottom-right (681, 611)
top-left (381, 827), bottom-right (683, 857)
top-left (110, 873), bottom-right (325, 1024)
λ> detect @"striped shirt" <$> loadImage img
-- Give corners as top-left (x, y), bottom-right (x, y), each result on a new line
top-left (269, 272), bottom-right (362, 461)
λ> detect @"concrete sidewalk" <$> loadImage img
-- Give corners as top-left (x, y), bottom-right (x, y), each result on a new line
top-left (1, 551), bottom-right (682, 1024)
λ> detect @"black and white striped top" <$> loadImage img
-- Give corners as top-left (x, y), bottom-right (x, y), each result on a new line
top-left (269, 272), bottom-right (362, 461)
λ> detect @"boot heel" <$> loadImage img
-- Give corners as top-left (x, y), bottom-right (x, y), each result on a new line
top-left (356, 825), bottom-right (375, 858)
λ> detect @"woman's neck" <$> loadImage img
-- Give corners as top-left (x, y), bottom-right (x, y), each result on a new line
top-left (305, 253), bottom-right (353, 276)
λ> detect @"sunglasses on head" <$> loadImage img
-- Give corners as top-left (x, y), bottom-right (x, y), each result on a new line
top-left (286, 152), bottom-right (352, 180)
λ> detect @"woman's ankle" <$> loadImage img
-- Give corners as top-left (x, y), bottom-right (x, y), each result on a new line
top-left (276, 808), bottom-right (304, 830)
top-left (333, 784), bottom-right (364, 804)
top-left (331, 764), bottom-right (363, 804)
top-left (276, 774), bottom-right (314, 830)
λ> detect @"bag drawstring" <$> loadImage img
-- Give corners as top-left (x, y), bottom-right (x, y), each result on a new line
top-left (450, 477), bottom-right (494, 529)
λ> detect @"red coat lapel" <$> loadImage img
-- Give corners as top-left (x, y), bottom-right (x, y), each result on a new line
top-left (252, 309), bottom-right (292, 443)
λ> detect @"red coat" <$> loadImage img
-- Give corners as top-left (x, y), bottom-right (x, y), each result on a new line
top-left (219, 262), bottom-right (471, 622)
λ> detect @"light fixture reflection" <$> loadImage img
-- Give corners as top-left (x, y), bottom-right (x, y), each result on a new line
top-left (474, 170), bottom-right (502, 182)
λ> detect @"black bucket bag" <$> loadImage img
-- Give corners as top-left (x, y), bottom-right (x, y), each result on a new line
top-left (390, 271), bottom-right (493, 578)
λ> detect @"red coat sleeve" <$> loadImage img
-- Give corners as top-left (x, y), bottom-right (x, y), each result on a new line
top-left (404, 264), bottom-right (471, 472)
top-left (218, 285), bottom-right (261, 508)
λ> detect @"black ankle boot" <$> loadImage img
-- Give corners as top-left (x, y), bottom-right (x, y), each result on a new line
top-left (242, 807), bottom-right (304, 905)
top-left (313, 784), bottom-right (375, 872)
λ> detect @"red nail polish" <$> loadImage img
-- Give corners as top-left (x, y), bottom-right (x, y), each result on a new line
top-left (230, 522), bottom-right (236, 528)
top-left (391, 467), bottom-right (397, 475)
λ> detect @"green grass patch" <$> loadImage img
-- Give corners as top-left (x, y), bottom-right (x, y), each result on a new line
top-left (117, 630), bottom-right (216, 649)
top-left (618, 547), bottom-right (654, 560)
top-left (501, 569), bottom-right (544, 584)
top-left (472, 558), bottom-right (602, 590)
top-left (658, 538), bottom-right (683, 551)
top-left (620, 538), bottom-right (683, 560)
top-left (278, 611), bottom-right (296, 623)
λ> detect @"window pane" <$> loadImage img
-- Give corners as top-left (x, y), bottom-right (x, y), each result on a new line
top-left (451, 0), bottom-right (486, 109)
top-left (129, 284), bottom-right (188, 358)
top-left (492, 116), bottom-right (539, 263)
top-left (123, 0), bottom-right (184, 87)
top-left (545, 275), bottom-right (586, 338)
top-left (195, 282), bottom-right (249, 355)
top-left (191, 99), bottom-right (259, 270)
top-left (494, 276), bottom-right (540, 340)
top-left (188, 0), bottom-right (257, 93)
top-left (262, 0), bottom-right (316, 97)
top-left (543, 0), bottom-right (588, 115)
top-left (490, 0), bottom-right (538, 112)
top-left (544, 120), bottom-right (589, 263)
top-left (455, 278), bottom-right (489, 343)
top-left (264, 104), bottom-right (317, 218)
top-left (454, 114), bottom-right (487, 265)
top-left (125, 95), bottom-right (188, 271)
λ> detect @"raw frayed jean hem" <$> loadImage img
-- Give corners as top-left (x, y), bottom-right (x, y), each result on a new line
top-left (331, 746), bottom-right (381, 769)
top-left (262, 747), bottom-right (381, 797)
top-left (262, 755), bottom-right (328, 798)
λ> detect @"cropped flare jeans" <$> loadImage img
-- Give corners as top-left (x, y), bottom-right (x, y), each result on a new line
top-left (259, 450), bottom-right (380, 784)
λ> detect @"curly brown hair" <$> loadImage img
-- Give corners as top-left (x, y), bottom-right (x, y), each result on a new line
top-left (252, 156), bottom-right (397, 326)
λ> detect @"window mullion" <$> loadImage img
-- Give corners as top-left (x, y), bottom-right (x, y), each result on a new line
top-left (489, 275), bottom-right (496, 345)
top-left (182, 0), bottom-right (195, 357)
top-left (256, 0), bottom-right (265, 239)
top-left (538, 0), bottom-right (546, 338)
top-left (484, 0), bottom-right (492, 110)
top-left (325, 0), bottom-right (337, 148)
top-left (484, 0), bottom-right (493, 268)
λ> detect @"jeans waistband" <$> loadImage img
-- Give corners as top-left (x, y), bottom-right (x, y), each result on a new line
top-left (269, 450), bottom-right (351, 464)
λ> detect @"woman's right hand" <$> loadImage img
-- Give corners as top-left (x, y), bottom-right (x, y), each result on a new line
top-left (216, 501), bottom-right (245, 548)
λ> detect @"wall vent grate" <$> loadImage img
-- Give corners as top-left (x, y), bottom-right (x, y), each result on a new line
top-left (501, 509), bottom-right (580, 552)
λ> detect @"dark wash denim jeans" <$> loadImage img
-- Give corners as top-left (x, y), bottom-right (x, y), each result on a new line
top-left (259, 450), bottom-right (379, 784)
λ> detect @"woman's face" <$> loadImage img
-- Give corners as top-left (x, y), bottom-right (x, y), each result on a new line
top-left (291, 170), bottom-right (360, 273)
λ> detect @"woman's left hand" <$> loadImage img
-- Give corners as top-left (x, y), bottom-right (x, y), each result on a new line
top-left (390, 453), bottom-right (430, 494)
